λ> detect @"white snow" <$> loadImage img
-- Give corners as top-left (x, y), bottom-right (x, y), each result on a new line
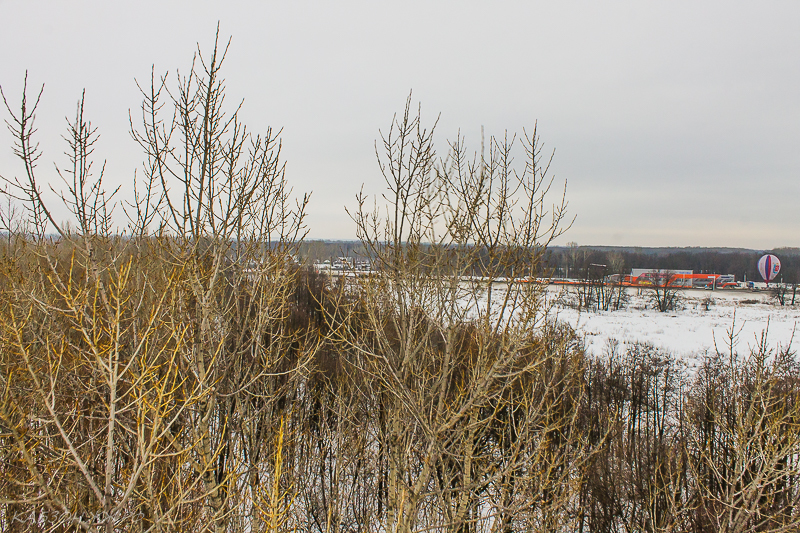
top-left (547, 287), bottom-right (800, 371)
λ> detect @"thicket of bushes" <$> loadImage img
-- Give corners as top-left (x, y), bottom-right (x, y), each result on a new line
top-left (2, 36), bottom-right (799, 533)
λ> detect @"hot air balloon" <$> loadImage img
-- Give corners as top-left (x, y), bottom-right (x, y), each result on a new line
top-left (757, 254), bottom-right (781, 286)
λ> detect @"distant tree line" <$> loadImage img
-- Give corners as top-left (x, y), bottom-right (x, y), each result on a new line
top-left (544, 245), bottom-right (800, 284)
top-left (300, 242), bottom-right (800, 286)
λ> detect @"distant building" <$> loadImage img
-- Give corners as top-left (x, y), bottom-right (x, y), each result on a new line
top-left (631, 269), bottom-right (693, 287)
top-left (629, 269), bottom-right (736, 289)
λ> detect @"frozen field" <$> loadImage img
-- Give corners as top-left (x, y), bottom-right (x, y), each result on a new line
top-left (547, 287), bottom-right (800, 370)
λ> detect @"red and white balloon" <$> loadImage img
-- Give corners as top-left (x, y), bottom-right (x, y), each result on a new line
top-left (757, 254), bottom-right (781, 283)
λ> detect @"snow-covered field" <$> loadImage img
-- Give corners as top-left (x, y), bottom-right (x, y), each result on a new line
top-left (547, 287), bottom-right (800, 371)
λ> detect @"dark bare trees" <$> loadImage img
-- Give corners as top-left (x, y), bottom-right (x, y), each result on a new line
top-left (686, 328), bottom-right (800, 533)
top-left (645, 270), bottom-right (682, 312)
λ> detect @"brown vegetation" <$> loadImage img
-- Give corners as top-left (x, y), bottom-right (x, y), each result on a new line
top-left (2, 33), bottom-right (800, 533)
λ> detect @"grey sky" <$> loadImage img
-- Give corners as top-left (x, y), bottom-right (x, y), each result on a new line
top-left (1, 1), bottom-right (798, 248)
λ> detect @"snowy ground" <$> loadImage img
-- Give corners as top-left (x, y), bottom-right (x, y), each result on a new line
top-left (546, 287), bottom-right (800, 371)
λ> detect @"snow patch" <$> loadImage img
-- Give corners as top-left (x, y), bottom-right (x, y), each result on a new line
top-left (549, 288), bottom-right (799, 369)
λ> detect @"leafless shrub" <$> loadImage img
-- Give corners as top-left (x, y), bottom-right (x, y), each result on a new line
top-left (0, 30), bottom-right (311, 533)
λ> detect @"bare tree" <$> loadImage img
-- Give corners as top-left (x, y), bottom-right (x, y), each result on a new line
top-left (0, 30), bottom-right (311, 533)
top-left (336, 94), bottom-right (587, 533)
top-left (644, 270), bottom-right (682, 313)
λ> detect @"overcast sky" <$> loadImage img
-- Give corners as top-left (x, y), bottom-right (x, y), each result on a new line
top-left (1, 1), bottom-right (798, 248)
